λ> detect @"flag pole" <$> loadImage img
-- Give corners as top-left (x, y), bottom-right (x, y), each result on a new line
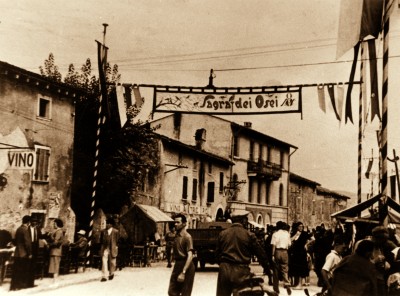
top-left (380, 0), bottom-right (390, 225)
top-left (357, 42), bottom-right (365, 206)
top-left (87, 23), bottom-right (109, 266)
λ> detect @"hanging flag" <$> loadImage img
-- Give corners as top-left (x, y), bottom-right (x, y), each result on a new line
top-left (124, 85), bottom-right (133, 108)
top-left (365, 158), bottom-right (374, 178)
top-left (368, 39), bottom-right (381, 122)
top-left (116, 85), bottom-right (128, 128)
top-left (361, 42), bottom-right (368, 123)
top-left (337, 0), bottom-right (384, 59)
top-left (317, 84), bottom-right (326, 113)
top-left (337, 83), bottom-right (345, 120)
top-left (96, 40), bottom-right (110, 121)
top-left (345, 43), bottom-right (360, 124)
top-left (133, 85), bottom-right (144, 108)
top-left (328, 84), bottom-right (340, 120)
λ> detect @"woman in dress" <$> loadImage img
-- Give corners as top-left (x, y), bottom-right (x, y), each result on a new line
top-left (47, 218), bottom-right (64, 287)
top-left (288, 221), bottom-right (311, 289)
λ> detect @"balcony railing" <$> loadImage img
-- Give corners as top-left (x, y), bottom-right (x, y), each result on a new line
top-left (247, 160), bottom-right (282, 180)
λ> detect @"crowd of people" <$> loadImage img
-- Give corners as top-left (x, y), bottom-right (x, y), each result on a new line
top-left (4, 213), bottom-right (400, 296)
top-left (257, 219), bottom-right (400, 296)
top-left (7, 215), bottom-right (88, 291)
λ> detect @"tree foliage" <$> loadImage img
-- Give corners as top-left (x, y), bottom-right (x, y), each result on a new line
top-left (39, 53), bottom-right (62, 83)
top-left (97, 122), bottom-right (160, 212)
top-left (39, 53), bottom-right (120, 97)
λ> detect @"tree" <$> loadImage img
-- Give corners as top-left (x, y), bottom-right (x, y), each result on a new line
top-left (96, 121), bottom-right (160, 213)
top-left (39, 53), bottom-right (62, 82)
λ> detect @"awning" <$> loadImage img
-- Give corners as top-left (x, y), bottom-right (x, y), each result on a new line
top-left (137, 204), bottom-right (174, 223)
top-left (230, 209), bottom-right (250, 217)
top-left (331, 194), bottom-right (380, 219)
top-left (248, 220), bottom-right (264, 229)
top-left (331, 194), bottom-right (400, 224)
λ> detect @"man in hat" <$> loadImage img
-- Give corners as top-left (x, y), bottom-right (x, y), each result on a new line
top-left (70, 229), bottom-right (88, 272)
top-left (100, 218), bottom-right (119, 282)
top-left (10, 215), bottom-right (32, 291)
top-left (28, 216), bottom-right (40, 287)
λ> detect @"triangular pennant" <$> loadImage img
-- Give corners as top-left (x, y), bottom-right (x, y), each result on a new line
top-left (317, 84), bottom-right (326, 113)
top-left (368, 39), bottom-right (381, 122)
top-left (328, 84), bottom-right (340, 121)
top-left (345, 42), bottom-right (360, 124)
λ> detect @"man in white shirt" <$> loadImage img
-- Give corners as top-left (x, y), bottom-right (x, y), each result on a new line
top-left (271, 221), bottom-right (292, 295)
top-left (320, 237), bottom-right (346, 295)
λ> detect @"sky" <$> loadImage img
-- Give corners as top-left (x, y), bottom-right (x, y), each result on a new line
top-left (2, 0), bottom-right (400, 199)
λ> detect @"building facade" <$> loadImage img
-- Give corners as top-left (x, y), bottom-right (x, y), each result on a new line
top-left (149, 114), bottom-right (297, 228)
top-left (0, 61), bottom-right (82, 241)
top-left (289, 173), bottom-right (349, 229)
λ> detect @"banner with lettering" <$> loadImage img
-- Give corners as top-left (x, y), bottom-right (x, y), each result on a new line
top-left (153, 86), bottom-right (302, 115)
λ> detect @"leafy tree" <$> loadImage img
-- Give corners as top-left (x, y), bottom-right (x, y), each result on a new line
top-left (96, 119), bottom-right (160, 213)
top-left (39, 53), bottom-right (62, 82)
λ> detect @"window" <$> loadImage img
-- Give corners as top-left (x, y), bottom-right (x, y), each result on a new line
top-left (267, 146), bottom-right (272, 162)
top-left (280, 150), bottom-right (284, 167)
top-left (233, 135), bottom-right (239, 157)
top-left (37, 97), bottom-right (52, 119)
top-left (33, 145), bottom-right (51, 182)
top-left (312, 200), bottom-right (316, 215)
top-left (178, 153), bottom-right (183, 165)
top-left (249, 141), bottom-right (254, 160)
top-left (207, 182), bottom-right (215, 203)
top-left (266, 181), bottom-right (271, 205)
top-left (192, 179), bottom-right (198, 201)
top-left (257, 179), bottom-right (262, 204)
top-left (248, 178), bottom-right (253, 203)
top-left (193, 158), bottom-right (198, 170)
top-left (219, 172), bottom-right (224, 193)
top-left (208, 162), bottom-right (212, 174)
top-left (279, 184), bottom-right (284, 206)
top-left (182, 176), bottom-right (188, 200)
top-left (259, 144), bottom-right (263, 161)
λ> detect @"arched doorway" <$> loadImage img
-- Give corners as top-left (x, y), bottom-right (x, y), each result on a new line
top-left (216, 208), bottom-right (224, 221)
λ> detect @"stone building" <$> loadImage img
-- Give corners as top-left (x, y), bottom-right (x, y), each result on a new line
top-left (0, 61), bottom-right (83, 242)
top-left (149, 114), bottom-right (297, 228)
top-left (289, 173), bottom-right (349, 229)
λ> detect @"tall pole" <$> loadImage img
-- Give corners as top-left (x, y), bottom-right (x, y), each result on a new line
top-left (357, 42), bottom-right (365, 205)
top-left (380, 0), bottom-right (390, 224)
top-left (87, 23), bottom-right (109, 265)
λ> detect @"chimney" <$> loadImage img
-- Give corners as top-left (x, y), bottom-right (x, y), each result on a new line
top-left (244, 122), bottom-right (252, 128)
top-left (195, 128), bottom-right (206, 149)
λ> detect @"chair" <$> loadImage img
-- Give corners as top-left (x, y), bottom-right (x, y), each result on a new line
top-left (59, 245), bottom-right (71, 275)
top-left (70, 246), bottom-right (87, 273)
top-left (131, 246), bottom-right (145, 267)
top-left (34, 247), bottom-right (49, 280)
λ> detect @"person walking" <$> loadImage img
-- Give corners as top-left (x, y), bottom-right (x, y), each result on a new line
top-left (165, 225), bottom-right (176, 268)
top-left (270, 221), bottom-right (292, 295)
top-left (289, 221), bottom-right (311, 289)
top-left (215, 214), bottom-right (274, 296)
top-left (47, 218), bottom-right (64, 287)
top-left (167, 213), bottom-right (195, 296)
top-left (10, 215), bottom-right (32, 291)
top-left (100, 217), bottom-right (119, 282)
top-left (320, 237), bottom-right (347, 295)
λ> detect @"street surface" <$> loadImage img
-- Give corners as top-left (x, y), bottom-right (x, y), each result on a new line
top-left (1, 262), bottom-right (321, 296)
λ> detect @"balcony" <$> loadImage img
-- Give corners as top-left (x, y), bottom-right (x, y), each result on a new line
top-left (247, 160), bottom-right (282, 180)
